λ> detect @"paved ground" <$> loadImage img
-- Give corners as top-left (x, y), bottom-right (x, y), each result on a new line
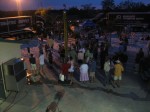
top-left (0, 36), bottom-right (150, 112)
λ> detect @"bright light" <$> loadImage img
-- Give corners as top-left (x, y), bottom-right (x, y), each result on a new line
top-left (15, 0), bottom-right (21, 16)
top-left (20, 57), bottom-right (24, 61)
top-left (27, 72), bottom-right (31, 77)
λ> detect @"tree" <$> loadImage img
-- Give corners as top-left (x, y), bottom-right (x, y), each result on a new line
top-left (146, 3), bottom-right (150, 11)
top-left (34, 8), bottom-right (62, 36)
top-left (101, 0), bottom-right (115, 11)
top-left (117, 0), bottom-right (146, 11)
top-left (81, 4), bottom-right (96, 10)
top-left (35, 8), bottom-right (48, 16)
top-left (130, 2), bottom-right (146, 11)
top-left (117, 0), bottom-right (129, 10)
top-left (80, 4), bottom-right (97, 19)
top-left (68, 7), bottom-right (80, 15)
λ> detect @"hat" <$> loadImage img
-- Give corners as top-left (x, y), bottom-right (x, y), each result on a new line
top-left (116, 60), bottom-right (120, 63)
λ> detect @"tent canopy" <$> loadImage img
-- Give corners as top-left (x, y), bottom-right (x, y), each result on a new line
top-left (80, 20), bottom-right (96, 28)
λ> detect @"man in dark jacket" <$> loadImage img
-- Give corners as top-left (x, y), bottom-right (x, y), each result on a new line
top-left (29, 54), bottom-right (37, 74)
top-left (135, 48), bottom-right (144, 73)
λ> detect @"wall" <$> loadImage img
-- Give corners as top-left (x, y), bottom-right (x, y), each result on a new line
top-left (0, 41), bottom-right (22, 65)
top-left (0, 41), bottom-right (22, 98)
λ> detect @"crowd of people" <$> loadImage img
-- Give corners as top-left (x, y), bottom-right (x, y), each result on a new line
top-left (26, 31), bottom-right (150, 89)
top-left (42, 32), bottom-right (128, 90)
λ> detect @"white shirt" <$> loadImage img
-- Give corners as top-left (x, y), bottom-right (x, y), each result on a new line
top-left (79, 48), bottom-right (85, 53)
top-left (78, 52), bottom-right (84, 60)
top-left (104, 61), bottom-right (110, 72)
top-left (80, 64), bottom-right (88, 74)
top-left (39, 54), bottom-right (45, 65)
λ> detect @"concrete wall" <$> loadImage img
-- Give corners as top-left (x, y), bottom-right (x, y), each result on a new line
top-left (0, 41), bottom-right (22, 65)
top-left (0, 41), bottom-right (22, 98)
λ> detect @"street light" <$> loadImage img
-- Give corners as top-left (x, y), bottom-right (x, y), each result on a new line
top-left (16, 0), bottom-right (21, 16)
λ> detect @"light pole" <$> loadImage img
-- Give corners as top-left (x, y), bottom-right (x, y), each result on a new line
top-left (63, 9), bottom-right (68, 58)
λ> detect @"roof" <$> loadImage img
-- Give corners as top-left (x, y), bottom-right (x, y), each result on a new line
top-left (0, 39), bottom-right (28, 44)
top-left (0, 28), bottom-right (35, 36)
top-left (80, 20), bottom-right (96, 27)
top-left (0, 16), bottom-right (31, 20)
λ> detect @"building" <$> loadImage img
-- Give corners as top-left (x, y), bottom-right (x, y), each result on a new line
top-left (0, 16), bottom-right (34, 40)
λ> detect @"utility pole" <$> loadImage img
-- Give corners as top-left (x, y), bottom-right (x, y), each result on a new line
top-left (63, 5), bottom-right (68, 58)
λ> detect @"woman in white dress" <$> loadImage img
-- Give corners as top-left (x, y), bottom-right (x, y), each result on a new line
top-left (79, 61), bottom-right (89, 83)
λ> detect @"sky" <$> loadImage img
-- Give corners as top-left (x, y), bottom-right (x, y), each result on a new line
top-left (0, 0), bottom-right (149, 11)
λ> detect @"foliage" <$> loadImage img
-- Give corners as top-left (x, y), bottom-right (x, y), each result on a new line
top-left (116, 0), bottom-right (146, 11)
top-left (67, 6), bottom-right (98, 19)
top-left (34, 8), bottom-right (63, 27)
top-left (81, 4), bottom-right (96, 10)
top-left (68, 7), bottom-right (79, 15)
top-left (101, 0), bottom-right (115, 11)
top-left (35, 8), bottom-right (48, 16)
top-left (101, 0), bottom-right (149, 11)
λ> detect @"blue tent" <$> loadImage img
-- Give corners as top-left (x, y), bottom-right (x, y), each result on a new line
top-left (20, 44), bottom-right (29, 49)
top-left (81, 20), bottom-right (96, 28)
top-left (20, 39), bottom-right (39, 49)
top-left (29, 39), bottom-right (39, 47)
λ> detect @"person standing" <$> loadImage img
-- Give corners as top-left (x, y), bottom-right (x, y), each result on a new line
top-left (85, 48), bottom-right (91, 63)
top-left (113, 60), bottom-right (124, 87)
top-left (104, 57), bottom-right (114, 88)
top-left (68, 57), bottom-right (75, 85)
top-left (135, 48), bottom-right (144, 73)
top-left (77, 50), bottom-right (84, 65)
top-left (59, 45), bottom-right (65, 63)
top-left (29, 54), bottom-right (37, 75)
top-left (88, 58), bottom-right (96, 83)
top-left (48, 50), bottom-right (53, 64)
top-left (47, 35), bottom-right (54, 49)
top-left (100, 46), bottom-right (106, 70)
top-left (93, 43), bottom-right (98, 60)
top-left (45, 43), bottom-right (50, 58)
top-left (79, 61), bottom-right (89, 83)
top-left (61, 59), bottom-right (71, 82)
top-left (68, 47), bottom-right (77, 63)
top-left (39, 52), bottom-right (45, 77)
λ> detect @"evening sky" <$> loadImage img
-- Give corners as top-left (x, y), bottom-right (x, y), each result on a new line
top-left (0, 0), bottom-right (149, 11)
